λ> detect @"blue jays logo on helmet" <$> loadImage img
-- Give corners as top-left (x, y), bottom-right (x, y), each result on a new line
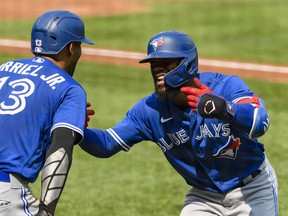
top-left (150, 37), bottom-right (164, 51)
top-left (139, 30), bottom-right (198, 88)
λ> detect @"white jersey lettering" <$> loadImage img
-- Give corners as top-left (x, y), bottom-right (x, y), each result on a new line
top-left (157, 129), bottom-right (189, 152)
top-left (196, 123), bottom-right (231, 140)
top-left (0, 61), bottom-right (42, 77)
top-left (0, 77), bottom-right (35, 115)
top-left (40, 73), bottom-right (65, 90)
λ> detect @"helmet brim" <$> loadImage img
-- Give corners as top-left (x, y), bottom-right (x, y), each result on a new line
top-left (139, 51), bottom-right (185, 63)
top-left (81, 37), bottom-right (94, 45)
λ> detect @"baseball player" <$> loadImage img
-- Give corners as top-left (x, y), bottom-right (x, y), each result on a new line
top-left (0, 10), bottom-right (93, 216)
top-left (82, 30), bottom-right (279, 215)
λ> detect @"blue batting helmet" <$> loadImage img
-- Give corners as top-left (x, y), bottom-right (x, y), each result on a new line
top-left (31, 10), bottom-right (94, 54)
top-left (139, 30), bottom-right (198, 88)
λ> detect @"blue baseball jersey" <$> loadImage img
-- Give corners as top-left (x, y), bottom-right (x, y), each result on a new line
top-left (0, 57), bottom-right (86, 182)
top-left (82, 72), bottom-right (267, 193)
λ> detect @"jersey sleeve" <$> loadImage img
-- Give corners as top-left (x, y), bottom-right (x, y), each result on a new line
top-left (218, 76), bottom-right (253, 100)
top-left (51, 85), bottom-right (86, 140)
top-left (80, 99), bottom-right (151, 157)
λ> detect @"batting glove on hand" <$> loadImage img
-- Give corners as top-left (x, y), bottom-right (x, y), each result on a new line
top-left (196, 93), bottom-right (235, 121)
top-left (180, 77), bottom-right (213, 111)
top-left (35, 209), bottom-right (52, 216)
top-left (86, 102), bottom-right (95, 128)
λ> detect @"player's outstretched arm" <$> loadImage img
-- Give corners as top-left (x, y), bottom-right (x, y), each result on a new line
top-left (79, 128), bottom-right (123, 158)
top-left (35, 128), bottom-right (80, 216)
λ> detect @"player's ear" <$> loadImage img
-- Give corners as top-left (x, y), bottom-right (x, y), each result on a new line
top-left (67, 43), bottom-right (73, 56)
top-left (58, 43), bottom-right (72, 58)
top-left (68, 42), bottom-right (81, 56)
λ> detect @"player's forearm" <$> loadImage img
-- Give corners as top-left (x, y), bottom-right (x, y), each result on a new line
top-left (39, 147), bottom-right (72, 215)
top-left (38, 128), bottom-right (79, 215)
top-left (80, 128), bottom-right (122, 158)
top-left (195, 93), bottom-right (269, 139)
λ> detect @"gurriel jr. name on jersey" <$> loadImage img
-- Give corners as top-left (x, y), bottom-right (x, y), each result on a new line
top-left (0, 60), bottom-right (65, 90)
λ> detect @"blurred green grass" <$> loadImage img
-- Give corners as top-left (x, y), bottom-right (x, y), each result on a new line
top-left (0, 0), bottom-right (288, 65)
top-left (0, 0), bottom-right (287, 215)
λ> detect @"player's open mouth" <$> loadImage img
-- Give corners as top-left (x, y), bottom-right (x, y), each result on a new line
top-left (157, 78), bottom-right (164, 85)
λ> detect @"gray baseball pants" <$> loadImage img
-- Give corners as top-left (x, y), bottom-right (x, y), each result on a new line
top-left (180, 159), bottom-right (278, 216)
top-left (0, 173), bottom-right (39, 216)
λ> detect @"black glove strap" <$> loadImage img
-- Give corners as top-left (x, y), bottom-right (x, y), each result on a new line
top-left (197, 94), bottom-right (235, 121)
top-left (37, 203), bottom-right (53, 216)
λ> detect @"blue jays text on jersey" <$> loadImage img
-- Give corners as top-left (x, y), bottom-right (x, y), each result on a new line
top-left (81, 72), bottom-right (269, 193)
top-left (0, 57), bottom-right (86, 182)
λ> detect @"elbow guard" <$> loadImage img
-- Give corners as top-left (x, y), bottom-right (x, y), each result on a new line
top-left (249, 98), bottom-right (270, 139)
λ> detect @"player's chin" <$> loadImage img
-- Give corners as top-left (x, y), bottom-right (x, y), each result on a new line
top-left (156, 87), bottom-right (179, 101)
top-left (166, 88), bottom-right (180, 99)
top-left (155, 88), bottom-right (167, 101)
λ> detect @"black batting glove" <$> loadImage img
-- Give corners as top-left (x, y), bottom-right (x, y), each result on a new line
top-left (35, 203), bottom-right (53, 216)
top-left (35, 209), bottom-right (52, 216)
top-left (197, 93), bottom-right (235, 121)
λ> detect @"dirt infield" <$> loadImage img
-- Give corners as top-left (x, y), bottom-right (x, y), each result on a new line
top-left (0, 0), bottom-right (288, 82)
top-left (0, 0), bottom-right (164, 19)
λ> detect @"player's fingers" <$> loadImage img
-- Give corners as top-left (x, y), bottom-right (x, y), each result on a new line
top-left (86, 109), bottom-right (95, 116)
top-left (180, 86), bottom-right (196, 94)
top-left (187, 101), bottom-right (197, 110)
top-left (186, 95), bottom-right (198, 102)
top-left (194, 77), bottom-right (207, 90)
top-left (180, 86), bottom-right (189, 93)
top-left (87, 101), bottom-right (92, 107)
top-left (194, 78), bottom-right (214, 94)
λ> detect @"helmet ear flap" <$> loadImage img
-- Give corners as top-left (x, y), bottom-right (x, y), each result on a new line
top-left (186, 60), bottom-right (193, 71)
top-left (187, 56), bottom-right (198, 73)
top-left (164, 50), bottom-right (198, 88)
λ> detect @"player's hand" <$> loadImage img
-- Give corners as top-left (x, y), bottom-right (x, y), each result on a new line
top-left (180, 77), bottom-right (213, 111)
top-left (85, 102), bottom-right (95, 128)
top-left (35, 209), bottom-right (52, 216)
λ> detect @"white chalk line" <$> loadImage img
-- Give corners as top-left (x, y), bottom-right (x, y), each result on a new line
top-left (1, 39), bottom-right (288, 74)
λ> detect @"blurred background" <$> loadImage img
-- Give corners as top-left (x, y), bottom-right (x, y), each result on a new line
top-left (0, 0), bottom-right (287, 215)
